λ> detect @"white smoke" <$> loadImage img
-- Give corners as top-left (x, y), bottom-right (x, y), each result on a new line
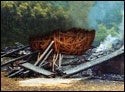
top-left (96, 10), bottom-right (124, 52)
top-left (118, 10), bottom-right (124, 40)
top-left (88, 1), bottom-right (124, 29)
top-left (96, 35), bottom-right (119, 52)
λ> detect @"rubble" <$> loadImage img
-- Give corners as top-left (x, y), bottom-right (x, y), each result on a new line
top-left (1, 41), bottom-right (124, 81)
top-left (91, 74), bottom-right (124, 81)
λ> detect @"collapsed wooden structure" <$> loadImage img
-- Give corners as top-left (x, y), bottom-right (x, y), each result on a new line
top-left (1, 27), bottom-right (124, 79)
top-left (1, 41), bottom-right (124, 78)
top-left (62, 48), bottom-right (124, 77)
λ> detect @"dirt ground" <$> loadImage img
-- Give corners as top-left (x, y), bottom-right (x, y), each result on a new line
top-left (1, 72), bottom-right (124, 91)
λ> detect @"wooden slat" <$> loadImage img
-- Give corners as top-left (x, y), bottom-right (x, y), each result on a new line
top-left (39, 49), bottom-right (53, 67)
top-left (63, 48), bottom-right (124, 77)
top-left (8, 69), bottom-right (24, 78)
top-left (20, 62), bottom-right (54, 76)
top-left (1, 45), bottom-right (29, 58)
top-left (34, 41), bottom-right (54, 66)
top-left (7, 55), bottom-right (33, 78)
top-left (1, 50), bottom-right (39, 67)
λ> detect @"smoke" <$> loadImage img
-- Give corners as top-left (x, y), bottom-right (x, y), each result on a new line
top-left (96, 35), bottom-right (119, 52)
top-left (68, 1), bottom-right (84, 28)
top-left (87, 1), bottom-right (124, 52)
top-left (88, 1), bottom-right (124, 29)
top-left (96, 8), bottom-right (124, 52)
top-left (118, 10), bottom-right (124, 40)
top-left (119, 10), bottom-right (124, 49)
top-left (68, 1), bottom-right (93, 28)
top-left (51, 1), bottom-right (124, 52)
top-left (50, 1), bottom-right (124, 30)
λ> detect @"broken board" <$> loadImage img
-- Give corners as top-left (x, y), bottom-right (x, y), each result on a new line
top-left (63, 48), bottom-right (124, 77)
top-left (20, 62), bottom-right (54, 76)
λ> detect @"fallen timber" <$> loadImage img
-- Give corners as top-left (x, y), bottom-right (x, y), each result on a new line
top-left (8, 68), bottom-right (24, 78)
top-left (7, 41), bottom-right (54, 77)
top-left (20, 41), bottom-right (54, 76)
top-left (1, 26), bottom-right (124, 80)
top-left (1, 46), bottom-right (124, 78)
top-left (34, 41), bottom-right (54, 66)
top-left (1, 50), bottom-right (39, 67)
top-left (1, 45), bottom-right (29, 58)
top-left (39, 49), bottom-right (53, 67)
top-left (7, 55), bottom-right (34, 77)
top-left (62, 48), bottom-right (124, 77)
top-left (20, 62), bottom-right (54, 77)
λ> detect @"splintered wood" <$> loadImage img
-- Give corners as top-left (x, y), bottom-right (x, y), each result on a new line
top-left (29, 27), bottom-right (95, 55)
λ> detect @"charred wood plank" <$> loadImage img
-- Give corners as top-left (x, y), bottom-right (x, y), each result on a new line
top-left (52, 53), bottom-right (59, 72)
top-left (8, 68), bottom-right (24, 78)
top-left (20, 62), bottom-right (54, 76)
top-left (63, 48), bottom-right (124, 77)
top-left (1, 50), bottom-right (39, 67)
top-left (34, 41), bottom-right (54, 66)
top-left (39, 49), bottom-right (53, 67)
top-left (58, 54), bottom-right (63, 68)
top-left (18, 49), bottom-right (53, 76)
top-left (1, 45), bottom-right (29, 58)
top-left (7, 55), bottom-right (34, 77)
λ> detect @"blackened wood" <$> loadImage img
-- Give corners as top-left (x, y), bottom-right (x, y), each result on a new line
top-left (34, 41), bottom-right (54, 66)
top-left (20, 62), bottom-right (54, 76)
top-left (63, 48), bottom-right (124, 77)
top-left (1, 45), bottom-right (29, 58)
top-left (39, 49), bottom-right (53, 67)
top-left (58, 54), bottom-right (63, 68)
top-left (8, 68), bottom-right (24, 78)
top-left (7, 55), bottom-right (34, 77)
top-left (1, 50), bottom-right (39, 67)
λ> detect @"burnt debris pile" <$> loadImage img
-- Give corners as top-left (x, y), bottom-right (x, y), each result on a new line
top-left (1, 27), bottom-right (124, 81)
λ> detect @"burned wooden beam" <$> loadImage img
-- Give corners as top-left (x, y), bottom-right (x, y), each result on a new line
top-left (1, 45), bottom-right (29, 58)
top-left (39, 49), bottom-right (53, 67)
top-left (8, 68), bottom-right (24, 78)
top-left (7, 55), bottom-right (34, 77)
top-left (1, 50), bottom-right (39, 67)
top-left (52, 53), bottom-right (59, 72)
top-left (63, 48), bottom-right (124, 77)
top-left (58, 54), bottom-right (63, 68)
top-left (20, 62), bottom-right (54, 76)
top-left (9, 48), bottom-right (53, 78)
top-left (34, 41), bottom-right (54, 66)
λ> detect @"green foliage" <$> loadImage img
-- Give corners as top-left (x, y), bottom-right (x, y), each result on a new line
top-left (2, 1), bottom-right (94, 47)
top-left (1, 1), bottom-right (72, 47)
top-left (1, 1), bottom-right (121, 48)
top-left (93, 24), bottom-right (119, 46)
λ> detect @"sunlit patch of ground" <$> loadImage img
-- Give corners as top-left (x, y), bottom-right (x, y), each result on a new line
top-left (19, 78), bottom-right (82, 86)
top-left (1, 72), bottom-right (124, 91)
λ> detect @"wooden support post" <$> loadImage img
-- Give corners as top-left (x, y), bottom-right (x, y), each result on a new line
top-left (37, 52), bottom-right (41, 61)
top-left (52, 54), bottom-right (56, 72)
top-left (58, 53), bottom-right (63, 68)
top-left (34, 41), bottom-right (54, 66)
top-left (52, 53), bottom-right (59, 72)
top-left (39, 49), bottom-right (53, 67)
